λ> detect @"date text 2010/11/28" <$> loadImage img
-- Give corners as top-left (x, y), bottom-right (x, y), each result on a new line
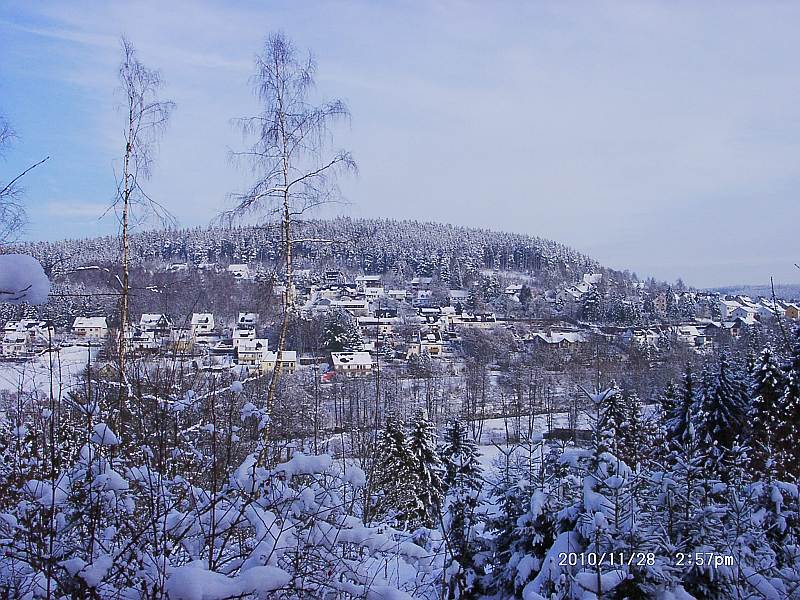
top-left (557, 552), bottom-right (734, 568)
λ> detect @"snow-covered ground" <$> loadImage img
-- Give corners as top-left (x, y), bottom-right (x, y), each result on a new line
top-left (0, 344), bottom-right (94, 398)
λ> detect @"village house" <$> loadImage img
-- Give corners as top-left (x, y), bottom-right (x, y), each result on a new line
top-left (227, 264), bottom-right (251, 280)
top-left (357, 316), bottom-right (398, 338)
top-left (237, 338), bottom-right (270, 373)
top-left (408, 327), bottom-right (444, 357)
top-left (330, 299), bottom-right (370, 316)
top-left (409, 276), bottom-right (434, 290)
top-left (191, 313), bottom-right (215, 337)
top-left (331, 351), bottom-right (374, 376)
top-left (194, 330), bottom-right (222, 350)
top-left (1, 332), bottom-right (28, 357)
top-left (412, 289), bottom-right (434, 308)
top-left (527, 330), bottom-right (589, 350)
top-left (72, 316), bottom-right (108, 340)
top-left (127, 329), bottom-right (159, 353)
top-left (386, 289), bottom-right (408, 302)
top-left (730, 305), bottom-right (759, 323)
top-left (261, 350), bottom-right (298, 374)
top-left (233, 327), bottom-right (256, 348)
top-left (718, 299), bottom-right (742, 319)
top-left (452, 312), bottom-right (497, 328)
top-left (139, 314), bottom-right (173, 337)
top-left (355, 274), bottom-right (382, 292)
top-left (323, 270), bottom-right (345, 284)
top-left (448, 289), bottom-right (469, 306)
top-left (237, 313), bottom-right (259, 329)
top-left (622, 327), bottom-right (661, 348)
top-left (673, 325), bottom-right (713, 350)
top-left (6, 320), bottom-right (56, 348)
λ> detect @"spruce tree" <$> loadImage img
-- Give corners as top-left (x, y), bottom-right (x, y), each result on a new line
top-left (439, 420), bottom-right (483, 599)
top-left (748, 347), bottom-right (784, 476)
top-left (373, 415), bottom-right (418, 525)
top-left (777, 331), bottom-right (800, 479)
top-left (695, 354), bottom-right (749, 472)
top-left (666, 366), bottom-right (695, 449)
top-left (406, 410), bottom-right (444, 527)
top-left (322, 308), bottom-right (362, 352)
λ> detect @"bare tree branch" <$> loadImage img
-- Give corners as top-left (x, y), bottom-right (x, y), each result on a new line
top-left (224, 32), bottom-right (356, 457)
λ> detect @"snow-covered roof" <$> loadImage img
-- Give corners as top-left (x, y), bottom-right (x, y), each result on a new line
top-left (238, 338), bottom-right (269, 353)
top-left (73, 317), bottom-right (108, 329)
top-left (264, 350), bottom-right (297, 362)
top-left (140, 314), bottom-right (170, 326)
top-left (532, 331), bottom-right (588, 344)
top-left (331, 351), bottom-right (373, 367)
top-left (191, 313), bottom-right (214, 325)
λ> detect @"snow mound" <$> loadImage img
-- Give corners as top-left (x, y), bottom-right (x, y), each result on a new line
top-left (165, 561), bottom-right (290, 599)
top-left (0, 254), bottom-right (50, 304)
top-left (91, 423), bottom-right (120, 446)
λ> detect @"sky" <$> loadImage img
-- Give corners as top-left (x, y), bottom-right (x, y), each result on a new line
top-left (0, 1), bottom-right (798, 288)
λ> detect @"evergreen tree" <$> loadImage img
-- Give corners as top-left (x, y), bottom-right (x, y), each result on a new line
top-left (322, 308), bottom-right (362, 352)
top-left (439, 420), bottom-right (484, 599)
top-left (440, 420), bottom-right (483, 494)
top-left (777, 329), bottom-right (800, 479)
top-left (619, 392), bottom-right (651, 469)
top-left (372, 415), bottom-right (419, 526)
top-left (483, 441), bottom-right (562, 597)
top-left (748, 347), bottom-right (784, 476)
top-left (580, 286), bottom-right (602, 322)
top-left (666, 366), bottom-right (695, 449)
top-left (695, 354), bottom-right (749, 471)
top-left (406, 410), bottom-right (444, 527)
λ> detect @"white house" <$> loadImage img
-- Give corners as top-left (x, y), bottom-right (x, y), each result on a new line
top-left (237, 312), bottom-right (259, 329)
top-left (387, 289), bottom-right (408, 302)
top-left (730, 306), bottom-right (759, 323)
top-left (72, 317), bottom-right (108, 340)
top-left (140, 314), bottom-right (172, 336)
top-left (412, 290), bottom-right (434, 308)
top-left (355, 275), bottom-right (383, 293)
top-left (331, 351), bottom-right (374, 376)
top-left (448, 289), bottom-right (469, 306)
top-left (364, 286), bottom-right (385, 299)
top-left (718, 300), bottom-right (741, 319)
top-left (1, 332), bottom-right (28, 356)
top-left (237, 338), bottom-right (270, 372)
top-left (330, 299), bottom-right (370, 316)
top-left (262, 350), bottom-right (298, 374)
top-left (233, 327), bottom-right (256, 348)
top-left (583, 273), bottom-right (603, 285)
top-left (228, 264), bottom-right (251, 280)
top-left (191, 313), bottom-right (215, 336)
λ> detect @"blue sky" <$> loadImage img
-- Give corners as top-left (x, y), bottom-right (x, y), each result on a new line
top-left (1, 1), bottom-right (799, 287)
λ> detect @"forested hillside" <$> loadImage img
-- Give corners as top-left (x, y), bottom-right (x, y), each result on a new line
top-left (13, 217), bottom-right (602, 287)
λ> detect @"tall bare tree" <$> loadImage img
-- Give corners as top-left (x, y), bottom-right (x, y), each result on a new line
top-left (0, 115), bottom-right (49, 245)
top-left (228, 31), bottom-right (356, 448)
top-left (114, 37), bottom-right (175, 398)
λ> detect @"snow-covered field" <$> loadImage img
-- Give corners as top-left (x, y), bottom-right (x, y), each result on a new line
top-left (0, 344), bottom-right (93, 398)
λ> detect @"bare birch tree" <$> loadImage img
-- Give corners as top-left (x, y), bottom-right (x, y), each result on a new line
top-left (113, 37), bottom-right (175, 405)
top-left (227, 31), bottom-right (356, 448)
top-left (0, 115), bottom-right (49, 245)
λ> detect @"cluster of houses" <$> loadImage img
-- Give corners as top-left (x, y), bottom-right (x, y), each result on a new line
top-left (3, 267), bottom-right (799, 377)
top-left (718, 295), bottom-right (800, 322)
top-left (1, 319), bottom-right (55, 358)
